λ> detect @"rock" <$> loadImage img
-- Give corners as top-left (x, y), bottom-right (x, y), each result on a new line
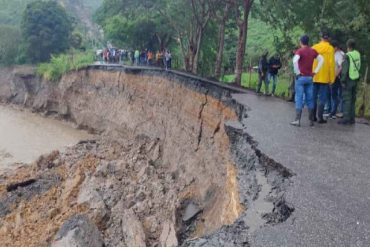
top-left (135, 191), bottom-right (146, 202)
top-left (48, 208), bottom-right (60, 219)
top-left (183, 203), bottom-right (202, 222)
top-left (77, 177), bottom-right (109, 227)
top-left (160, 221), bottom-right (178, 247)
top-left (53, 214), bottom-right (104, 247)
top-left (121, 208), bottom-right (146, 247)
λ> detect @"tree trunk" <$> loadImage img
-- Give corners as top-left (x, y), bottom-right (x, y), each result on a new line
top-left (214, 14), bottom-right (227, 79)
top-left (215, 4), bottom-right (230, 79)
top-left (192, 27), bottom-right (203, 74)
top-left (234, 0), bottom-right (253, 86)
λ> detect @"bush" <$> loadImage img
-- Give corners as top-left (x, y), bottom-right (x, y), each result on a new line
top-left (37, 51), bottom-right (94, 81)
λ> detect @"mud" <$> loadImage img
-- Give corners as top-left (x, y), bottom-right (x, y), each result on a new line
top-left (0, 65), bottom-right (294, 246)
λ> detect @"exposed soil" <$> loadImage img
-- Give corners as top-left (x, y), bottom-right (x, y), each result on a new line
top-left (0, 66), bottom-right (294, 246)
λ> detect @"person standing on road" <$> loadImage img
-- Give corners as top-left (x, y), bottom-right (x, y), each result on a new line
top-left (165, 50), bottom-right (172, 70)
top-left (328, 40), bottom-right (345, 119)
top-left (156, 50), bottom-right (163, 68)
top-left (291, 35), bottom-right (324, 127)
top-left (338, 39), bottom-right (361, 125)
top-left (312, 32), bottom-right (336, 124)
top-left (268, 54), bottom-right (282, 96)
top-left (134, 49), bottom-right (140, 66)
top-left (256, 51), bottom-right (269, 95)
top-left (147, 50), bottom-right (153, 66)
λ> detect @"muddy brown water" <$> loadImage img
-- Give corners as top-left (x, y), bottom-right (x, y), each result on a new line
top-left (0, 105), bottom-right (90, 170)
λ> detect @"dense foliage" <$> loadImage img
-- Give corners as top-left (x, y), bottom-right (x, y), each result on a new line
top-left (0, 0), bottom-right (33, 25)
top-left (0, 0), bottom-right (102, 65)
top-left (21, 1), bottom-right (73, 63)
top-left (37, 51), bottom-right (95, 81)
top-left (257, 0), bottom-right (369, 82)
top-left (0, 25), bottom-right (21, 65)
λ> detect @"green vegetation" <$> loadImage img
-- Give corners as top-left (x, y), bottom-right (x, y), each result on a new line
top-left (21, 1), bottom-right (73, 63)
top-left (0, 0), bottom-right (102, 66)
top-left (222, 72), bottom-right (291, 97)
top-left (37, 51), bottom-right (94, 81)
top-left (0, 0), bottom-right (33, 25)
top-left (0, 25), bottom-right (22, 65)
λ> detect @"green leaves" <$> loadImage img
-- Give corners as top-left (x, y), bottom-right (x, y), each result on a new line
top-left (37, 51), bottom-right (94, 81)
top-left (21, 1), bottom-right (73, 63)
top-left (0, 25), bottom-right (21, 65)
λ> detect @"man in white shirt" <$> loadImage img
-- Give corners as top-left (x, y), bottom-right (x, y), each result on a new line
top-left (291, 35), bottom-right (324, 127)
top-left (329, 40), bottom-right (345, 119)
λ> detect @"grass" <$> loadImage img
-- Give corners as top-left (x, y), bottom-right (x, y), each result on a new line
top-left (221, 72), bottom-right (292, 97)
top-left (356, 83), bottom-right (370, 118)
top-left (37, 51), bottom-right (95, 81)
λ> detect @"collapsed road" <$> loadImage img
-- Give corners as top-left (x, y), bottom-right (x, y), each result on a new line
top-left (0, 65), bottom-right (369, 247)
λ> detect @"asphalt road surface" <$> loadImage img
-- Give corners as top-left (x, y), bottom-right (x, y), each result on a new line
top-left (232, 93), bottom-right (370, 247)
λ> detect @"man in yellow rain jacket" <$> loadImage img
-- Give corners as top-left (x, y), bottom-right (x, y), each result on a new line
top-left (312, 32), bottom-right (336, 123)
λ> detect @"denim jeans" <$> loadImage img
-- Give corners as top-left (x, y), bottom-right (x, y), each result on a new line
top-left (256, 73), bottom-right (269, 94)
top-left (325, 85), bottom-right (333, 113)
top-left (295, 76), bottom-right (314, 111)
top-left (330, 78), bottom-right (341, 115)
top-left (313, 83), bottom-right (329, 120)
top-left (268, 73), bottom-right (278, 94)
top-left (313, 83), bottom-right (328, 107)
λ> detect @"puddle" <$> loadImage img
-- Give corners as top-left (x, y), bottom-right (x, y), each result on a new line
top-left (244, 170), bottom-right (274, 232)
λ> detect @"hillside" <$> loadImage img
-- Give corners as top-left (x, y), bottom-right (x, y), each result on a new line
top-left (0, 0), bottom-right (103, 44)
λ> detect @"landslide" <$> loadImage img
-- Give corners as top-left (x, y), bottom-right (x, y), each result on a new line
top-left (0, 66), bottom-right (293, 247)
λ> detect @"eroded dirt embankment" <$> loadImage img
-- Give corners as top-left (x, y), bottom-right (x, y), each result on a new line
top-left (0, 66), bottom-right (293, 247)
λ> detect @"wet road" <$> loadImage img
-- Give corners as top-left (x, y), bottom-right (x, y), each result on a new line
top-left (0, 105), bottom-right (90, 171)
top-left (232, 93), bottom-right (370, 247)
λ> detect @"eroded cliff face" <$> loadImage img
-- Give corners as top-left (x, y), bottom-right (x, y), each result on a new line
top-left (0, 66), bottom-right (293, 247)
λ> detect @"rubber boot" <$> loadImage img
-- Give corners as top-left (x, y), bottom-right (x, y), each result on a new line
top-left (317, 104), bottom-right (327, 124)
top-left (290, 110), bottom-right (302, 127)
top-left (309, 109), bottom-right (315, 127)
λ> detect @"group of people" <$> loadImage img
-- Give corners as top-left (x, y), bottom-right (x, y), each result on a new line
top-left (98, 47), bottom-right (172, 70)
top-left (101, 48), bottom-right (122, 64)
top-left (133, 49), bottom-right (172, 70)
top-left (290, 32), bottom-right (361, 127)
top-left (257, 53), bottom-right (282, 96)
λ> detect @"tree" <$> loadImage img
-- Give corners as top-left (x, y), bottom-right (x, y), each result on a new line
top-left (21, 1), bottom-right (73, 63)
top-left (155, 0), bottom-right (207, 73)
top-left (0, 25), bottom-right (21, 65)
top-left (96, 0), bottom-right (175, 50)
top-left (232, 0), bottom-right (254, 86)
top-left (258, 0), bottom-right (369, 82)
top-left (214, 2), bottom-right (231, 78)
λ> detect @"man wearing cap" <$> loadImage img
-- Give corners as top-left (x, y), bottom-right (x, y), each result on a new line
top-left (338, 39), bottom-right (361, 125)
top-left (291, 35), bottom-right (324, 127)
top-left (312, 32), bottom-right (336, 123)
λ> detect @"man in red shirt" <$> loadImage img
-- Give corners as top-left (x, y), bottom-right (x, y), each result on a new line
top-left (291, 35), bottom-right (324, 127)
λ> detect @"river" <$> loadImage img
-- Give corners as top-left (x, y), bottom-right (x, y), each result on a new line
top-left (0, 105), bottom-right (90, 170)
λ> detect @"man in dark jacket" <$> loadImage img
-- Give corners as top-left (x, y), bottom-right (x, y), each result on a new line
top-left (268, 54), bottom-right (282, 96)
top-left (338, 39), bottom-right (361, 125)
top-left (256, 51), bottom-right (269, 95)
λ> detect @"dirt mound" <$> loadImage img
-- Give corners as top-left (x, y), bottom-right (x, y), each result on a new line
top-left (0, 66), bottom-right (293, 246)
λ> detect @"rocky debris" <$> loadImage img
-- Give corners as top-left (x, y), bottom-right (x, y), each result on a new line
top-left (121, 208), bottom-right (147, 247)
top-left (53, 214), bottom-right (104, 247)
top-left (183, 220), bottom-right (250, 247)
top-left (0, 171), bottom-right (61, 218)
top-left (160, 221), bottom-right (179, 247)
top-left (182, 202), bottom-right (202, 222)
top-left (0, 66), bottom-right (294, 247)
top-left (6, 178), bottom-right (37, 192)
